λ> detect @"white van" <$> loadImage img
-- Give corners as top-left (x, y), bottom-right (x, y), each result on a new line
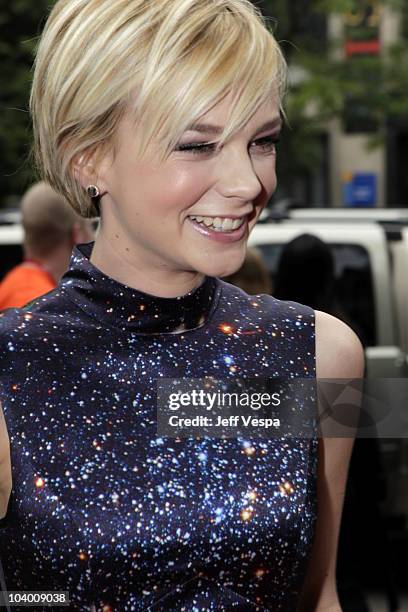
top-left (0, 224), bottom-right (23, 282)
top-left (249, 220), bottom-right (407, 378)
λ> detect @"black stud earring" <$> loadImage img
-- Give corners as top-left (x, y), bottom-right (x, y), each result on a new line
top-left (86, 185), bottom-right (100, 198)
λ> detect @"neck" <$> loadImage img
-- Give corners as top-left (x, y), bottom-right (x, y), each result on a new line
top-left (61, 241), bottom-right (220, 335)
top-left (89, 229), bottom-right (205, 299)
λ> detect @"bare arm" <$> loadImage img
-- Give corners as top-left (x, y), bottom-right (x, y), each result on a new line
top-left (297, 310), bottom-right (365, 611)
top-left (0, 402), bottom-right (12, 520)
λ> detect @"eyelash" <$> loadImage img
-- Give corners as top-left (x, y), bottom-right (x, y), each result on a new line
top-left (174, 135), bottom-right (280, 155)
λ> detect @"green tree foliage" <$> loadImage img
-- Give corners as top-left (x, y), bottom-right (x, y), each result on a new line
top-left (0, 0), bottom-right (53, 207)
top-left (260, 0), bottom-right (408, 200)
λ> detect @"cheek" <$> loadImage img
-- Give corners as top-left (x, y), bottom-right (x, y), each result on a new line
top-left (145, 166), bottom-right (213, 213)
top-left (256, 158), bottom-right (278, 196)
top-left (269, 170), bottom-right (278, 192)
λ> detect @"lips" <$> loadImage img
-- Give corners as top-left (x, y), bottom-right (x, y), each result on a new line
top-left (188, 215), bottom-right (246, 232)
top-left (187, 214), bottom-right (248, 243)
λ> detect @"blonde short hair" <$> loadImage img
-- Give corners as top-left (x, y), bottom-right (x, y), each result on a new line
top-left (30, 0), bottom-right (287, 219)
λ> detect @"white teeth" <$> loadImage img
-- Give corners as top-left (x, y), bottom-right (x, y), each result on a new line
top-left (220, 218), bottom-right (234, 231)
top-left (189, 215), bottom-right (245, 232)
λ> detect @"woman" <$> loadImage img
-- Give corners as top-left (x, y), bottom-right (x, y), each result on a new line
top-left (0, 0), bottom-right (364, 610)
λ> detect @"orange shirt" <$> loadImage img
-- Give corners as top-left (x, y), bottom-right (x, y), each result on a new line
top-left (0, 261), bottom-right (56, 310)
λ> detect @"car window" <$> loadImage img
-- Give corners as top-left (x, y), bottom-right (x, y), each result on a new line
top-left (0, 244), bottom-right (23, 282)
top-left (255, 242), bottom-right (376, 348)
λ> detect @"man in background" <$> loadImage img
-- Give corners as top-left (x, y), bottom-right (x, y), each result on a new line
top-left (0, 181), bottom-right (95, 309)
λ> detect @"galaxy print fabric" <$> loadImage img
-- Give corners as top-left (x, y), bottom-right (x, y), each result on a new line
top-left (0, 241), bottom-right (318, 611)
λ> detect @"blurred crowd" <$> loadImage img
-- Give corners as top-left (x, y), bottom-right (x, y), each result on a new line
top-left (0, 183), bottom-right (94, 310)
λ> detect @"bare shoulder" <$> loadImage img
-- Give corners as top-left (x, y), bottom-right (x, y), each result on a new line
top-left (314, 309), bottom-right (365, 378)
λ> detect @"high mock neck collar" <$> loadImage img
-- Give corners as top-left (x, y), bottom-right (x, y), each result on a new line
top-left (60, 242), bottom-right (221, 335)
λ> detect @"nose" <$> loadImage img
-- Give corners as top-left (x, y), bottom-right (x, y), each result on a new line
top-left (216, 148), bottom-right (264, 202)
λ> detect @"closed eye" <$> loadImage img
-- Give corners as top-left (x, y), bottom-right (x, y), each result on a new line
top-left (174, 134), bottom-right (280, 155)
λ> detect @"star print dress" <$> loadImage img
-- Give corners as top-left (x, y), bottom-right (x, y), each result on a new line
top-left (0, 241), bottom-right (318, 611)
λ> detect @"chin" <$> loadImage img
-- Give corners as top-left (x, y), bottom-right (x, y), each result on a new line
top-left (196, 259), bottom-right (246, 279)
top-left (186, 246), bottom-right (247, 278)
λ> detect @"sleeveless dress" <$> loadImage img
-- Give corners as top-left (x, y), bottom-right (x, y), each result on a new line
top-left (0, 241), bottom-right (318, 611)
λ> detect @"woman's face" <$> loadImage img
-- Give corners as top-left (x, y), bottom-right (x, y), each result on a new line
top-left (96, 91), bottom-right (281, 279)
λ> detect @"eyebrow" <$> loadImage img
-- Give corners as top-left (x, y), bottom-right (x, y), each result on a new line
top-left (187, 116), bottom-right (283, 137)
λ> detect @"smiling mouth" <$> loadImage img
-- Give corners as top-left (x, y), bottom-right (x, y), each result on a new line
top-left (187, 214), bottom-right (248, 232)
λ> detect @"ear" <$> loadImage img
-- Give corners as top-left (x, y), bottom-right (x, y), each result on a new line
top-left (72, 148), bottom-right (99, 190)
top-left (71, 147), bottom-right (108, 193)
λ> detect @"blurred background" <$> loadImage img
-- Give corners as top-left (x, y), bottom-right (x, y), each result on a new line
top-left (1, 1), bottom-right (408, 610)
